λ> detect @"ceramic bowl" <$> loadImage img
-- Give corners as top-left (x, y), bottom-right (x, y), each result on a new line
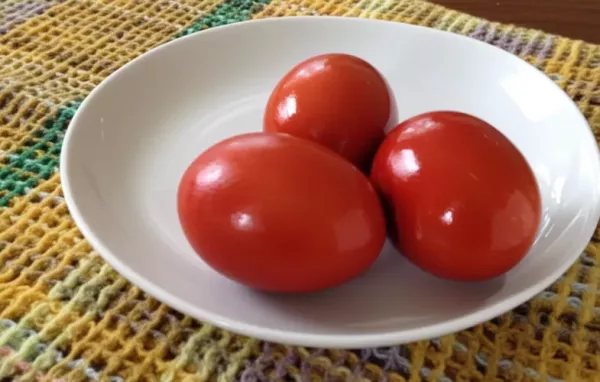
top-left (60, 16), bottom-right (600, 348)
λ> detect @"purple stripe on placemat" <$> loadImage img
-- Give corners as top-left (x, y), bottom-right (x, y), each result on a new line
top-left (239, 343), bottom-right (466, 381)
top-left (239, 343), bottom-right (277, 381)
top-left (467, 21), bottom-right (554, 62)
top-left (468, 21), bottom-right (500, 45)
top-left (240, 344), bottom-right (360, 381)
top-left (353, 346), bottom-right (419, 380)
top-left (507, 31), bottom-right (525, 55)
top-left (482, 24), bottom-right (498, 44)
top-left (0, 0), bottom-right (58, 34)
top-left (495, 28), bottom-right (513, 49)
top-left (536, 35), bottom-right (554, 63)
top-left (468, 21), bottom-right (489, 40)
top-left (239, 343), bottom-right (433, 381)
top-left (521, 32), bottom-right (542, 56)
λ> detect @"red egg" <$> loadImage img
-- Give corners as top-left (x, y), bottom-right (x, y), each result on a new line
top-left (371, 111), bottom-right (542, 281)
top-left (178, 132), bottom-right (386, 293)
top-left (264, 53), bottom-right (396, 171)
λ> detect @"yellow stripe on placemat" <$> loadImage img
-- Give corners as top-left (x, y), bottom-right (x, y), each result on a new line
top-left (0, 0), bottom-right (223, 104)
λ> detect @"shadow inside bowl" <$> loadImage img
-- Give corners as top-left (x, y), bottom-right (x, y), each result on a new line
top-left (246, 241), bottom-right (506, 333)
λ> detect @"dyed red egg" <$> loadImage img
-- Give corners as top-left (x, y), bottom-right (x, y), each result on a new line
top-left (264, 53), bottom-right (396, 171)
top-left (371, 111), bottom-right (542, 281)
top-left (178, 132), bottom-right (386, 292)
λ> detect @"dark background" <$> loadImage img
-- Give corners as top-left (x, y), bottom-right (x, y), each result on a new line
top-left (433, 0), bottom-right (600, 43)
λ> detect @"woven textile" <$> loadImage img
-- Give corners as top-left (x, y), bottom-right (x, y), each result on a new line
top-left (0, 0), bottom-right (599, 380)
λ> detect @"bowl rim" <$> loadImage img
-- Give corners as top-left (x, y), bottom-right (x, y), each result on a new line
top-left (60, 15), bottom-right (600, 348)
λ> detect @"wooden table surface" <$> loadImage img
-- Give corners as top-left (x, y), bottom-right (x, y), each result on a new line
top-left (433, 0), bottom-right (600, 43)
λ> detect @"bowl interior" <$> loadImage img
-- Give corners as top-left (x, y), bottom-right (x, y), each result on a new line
top-left (61, 17), bottom-right (600, 347)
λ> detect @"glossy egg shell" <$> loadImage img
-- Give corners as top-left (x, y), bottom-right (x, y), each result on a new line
top-left (178, 132), bottom-right (387, 293)
top-left (263, 53), bottom-right (397, 171)
top-left (370, 111), bottom-right (542, 281)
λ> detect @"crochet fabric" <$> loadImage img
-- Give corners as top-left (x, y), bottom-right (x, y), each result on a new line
top-left (0, 0), bottom-right (599, 381)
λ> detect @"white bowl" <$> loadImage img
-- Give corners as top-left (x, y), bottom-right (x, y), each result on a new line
top-left (60, 16), bottom-right (600, 348)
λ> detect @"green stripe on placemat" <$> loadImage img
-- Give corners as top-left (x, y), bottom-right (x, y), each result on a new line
top-left (175, 0), bottom-right (272, 38)
top-left (0, 103), bottom-right (78, 207)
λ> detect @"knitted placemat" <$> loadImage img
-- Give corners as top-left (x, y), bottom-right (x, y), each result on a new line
top-left (0, 0), bottom-right (598, 381)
